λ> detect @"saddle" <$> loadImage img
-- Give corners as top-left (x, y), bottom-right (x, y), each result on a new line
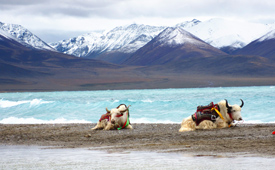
top-left (99, 113), bottom-right (110, 122)
top-left (191, 102), bottom-right (220, 126)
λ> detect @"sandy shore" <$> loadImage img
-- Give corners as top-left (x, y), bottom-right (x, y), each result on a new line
top-left (1, 123), bottom-right (275, 157)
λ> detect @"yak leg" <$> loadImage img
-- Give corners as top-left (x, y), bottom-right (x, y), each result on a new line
top-left (216, 120), bottom-right (230, 129)
top-left (103, 122), bottom-right (113, 130)
top-left (196, 120), bottom-right (217, 130)
top-left (125, 124), bottom-right (133, 129)
top-left (91, 122), bottom-right (102, 130)
top-left (91, 120), bottom-right (107, 130)
top-left (179, 116), bottom-right (196, 132)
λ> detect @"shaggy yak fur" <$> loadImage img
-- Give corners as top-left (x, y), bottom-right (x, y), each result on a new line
top-left (179, 99), bottom-right (244, 132)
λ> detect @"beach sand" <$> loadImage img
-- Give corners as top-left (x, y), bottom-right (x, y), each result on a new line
top-left (1, 123), bottom-right (275, 157)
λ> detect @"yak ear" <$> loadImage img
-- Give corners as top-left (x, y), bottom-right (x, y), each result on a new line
top-left (106, 107), bottom-right (111, 113)
top-left (240, 99), bottom-right (244, 108)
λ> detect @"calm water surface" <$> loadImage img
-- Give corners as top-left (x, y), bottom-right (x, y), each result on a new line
top-left (1, 145), bottom-right (274, 170)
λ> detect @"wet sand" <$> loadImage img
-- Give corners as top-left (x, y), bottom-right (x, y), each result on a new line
top-left (1, 123), bottom-right (275, 157)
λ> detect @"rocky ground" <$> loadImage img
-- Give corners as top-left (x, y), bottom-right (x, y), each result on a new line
top-left (1, 123), bottom-right (275, 157)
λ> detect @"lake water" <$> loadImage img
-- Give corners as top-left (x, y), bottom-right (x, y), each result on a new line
top-left (1, 86), bottom-right (275, 124)
top-left (1, 86), bottom-right (275, 169)
top-left (0, 145), bottom-right (274, 170)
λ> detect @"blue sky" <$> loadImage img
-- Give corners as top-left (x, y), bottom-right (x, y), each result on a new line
top-left (1, 0), bottom-right (275, 42)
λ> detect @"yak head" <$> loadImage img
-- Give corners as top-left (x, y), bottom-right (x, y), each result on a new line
top-left (225, 99), bottom-right (244, 121)
top-left (105, 104), bottom-right (130, 124)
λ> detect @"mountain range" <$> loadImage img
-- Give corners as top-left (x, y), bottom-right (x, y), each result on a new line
top-left (1, 19), bottom-right (275, 91)
top-left (50, 24), bottom-right (166, 64)
top-left (48, 18), bottom-right (275, 64)
top-left (1, 18), bottom-right (275, 64)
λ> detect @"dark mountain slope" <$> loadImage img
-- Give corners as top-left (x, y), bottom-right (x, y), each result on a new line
top-left (235, 30), bottom-right (275, 59)
top-left (1, 32), bottom-right (275, 92)
top-left (123, 27), bottom-right (226, 66)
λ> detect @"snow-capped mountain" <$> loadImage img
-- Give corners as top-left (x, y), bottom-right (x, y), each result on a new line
top-left (235, 29), bottom-right (275, 58)
top-left (257, 29), bottom-right (275, 42)
top-left (156, 26), bottom-right (207, 47)
top-left (175, 19), bottom-right (201, 28)
top-left (50, 24), bottom-right (166, 59)
top-left (181, 18), bottom-right (273, 50)
top-left (50, 31), bottom-right (103, 57)
top-left (0, 22), bottom-right (54, 51)
top-left (50, 18), bottom-right (275, 63)
top-left (123, 27), bottom-right (226, 65)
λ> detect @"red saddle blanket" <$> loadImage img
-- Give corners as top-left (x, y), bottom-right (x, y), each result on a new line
top-left (99, 113), bottom-right (110, 122)
top-left (191, 102), bottom-right (220, 126)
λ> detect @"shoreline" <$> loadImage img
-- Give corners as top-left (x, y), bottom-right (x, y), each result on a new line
top-left (1, 85), bottom-right (275, 93)
top-left (1, 123), bottom-right (275, 157)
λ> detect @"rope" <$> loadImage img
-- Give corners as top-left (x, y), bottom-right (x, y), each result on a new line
top-left (211, 108), bottom-right (231, 127)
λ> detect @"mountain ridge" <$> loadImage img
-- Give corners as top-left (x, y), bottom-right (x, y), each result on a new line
top-left (235, 30), bottom-right (275, 59)
top-left (50, 24), bottom-right (166, 58)
top-left (123, 27), bottom-right (227, 65)
top-left (1, 19), bottom-right (275, 64)
top-left (48, 18), bottom-right (275, 64)
top-left (0, 22), bottom-right (54, 51)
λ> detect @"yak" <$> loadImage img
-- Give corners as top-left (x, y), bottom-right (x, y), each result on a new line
top-left (179, 99), bottom-right (244, 132)
top-left (91, 104), bottom-right (133, 130)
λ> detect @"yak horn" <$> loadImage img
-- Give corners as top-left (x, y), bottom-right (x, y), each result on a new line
top-left (225, 99), bottom-right (232, 109)
top-left (106, 107), bottom-right (111, 113)
top-left (120, 105), bottom-right (131, 113)
top-left (240, 99), bottom-right (244, 108)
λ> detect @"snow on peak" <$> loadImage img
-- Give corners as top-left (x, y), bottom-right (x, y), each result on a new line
top-left (175, 19), bottom-right (201, 28)
top-left (182, 18), bottom-right (272, 49)
top-left (50, 18), bottom-right (275, 59)
top-left (46, 18), bottom-right (275, 59)
top-left (50, 23), bottom-right (166, 57)
top-left (257, 29), bottom-right (275, 42)
top-left (156, 27), bottom-right (205, 47)
top-left (0, 21), bottom-right (54, 50)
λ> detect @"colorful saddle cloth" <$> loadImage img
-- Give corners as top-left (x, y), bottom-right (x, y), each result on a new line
top-left (191, 102), bottom-right (220, 126)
